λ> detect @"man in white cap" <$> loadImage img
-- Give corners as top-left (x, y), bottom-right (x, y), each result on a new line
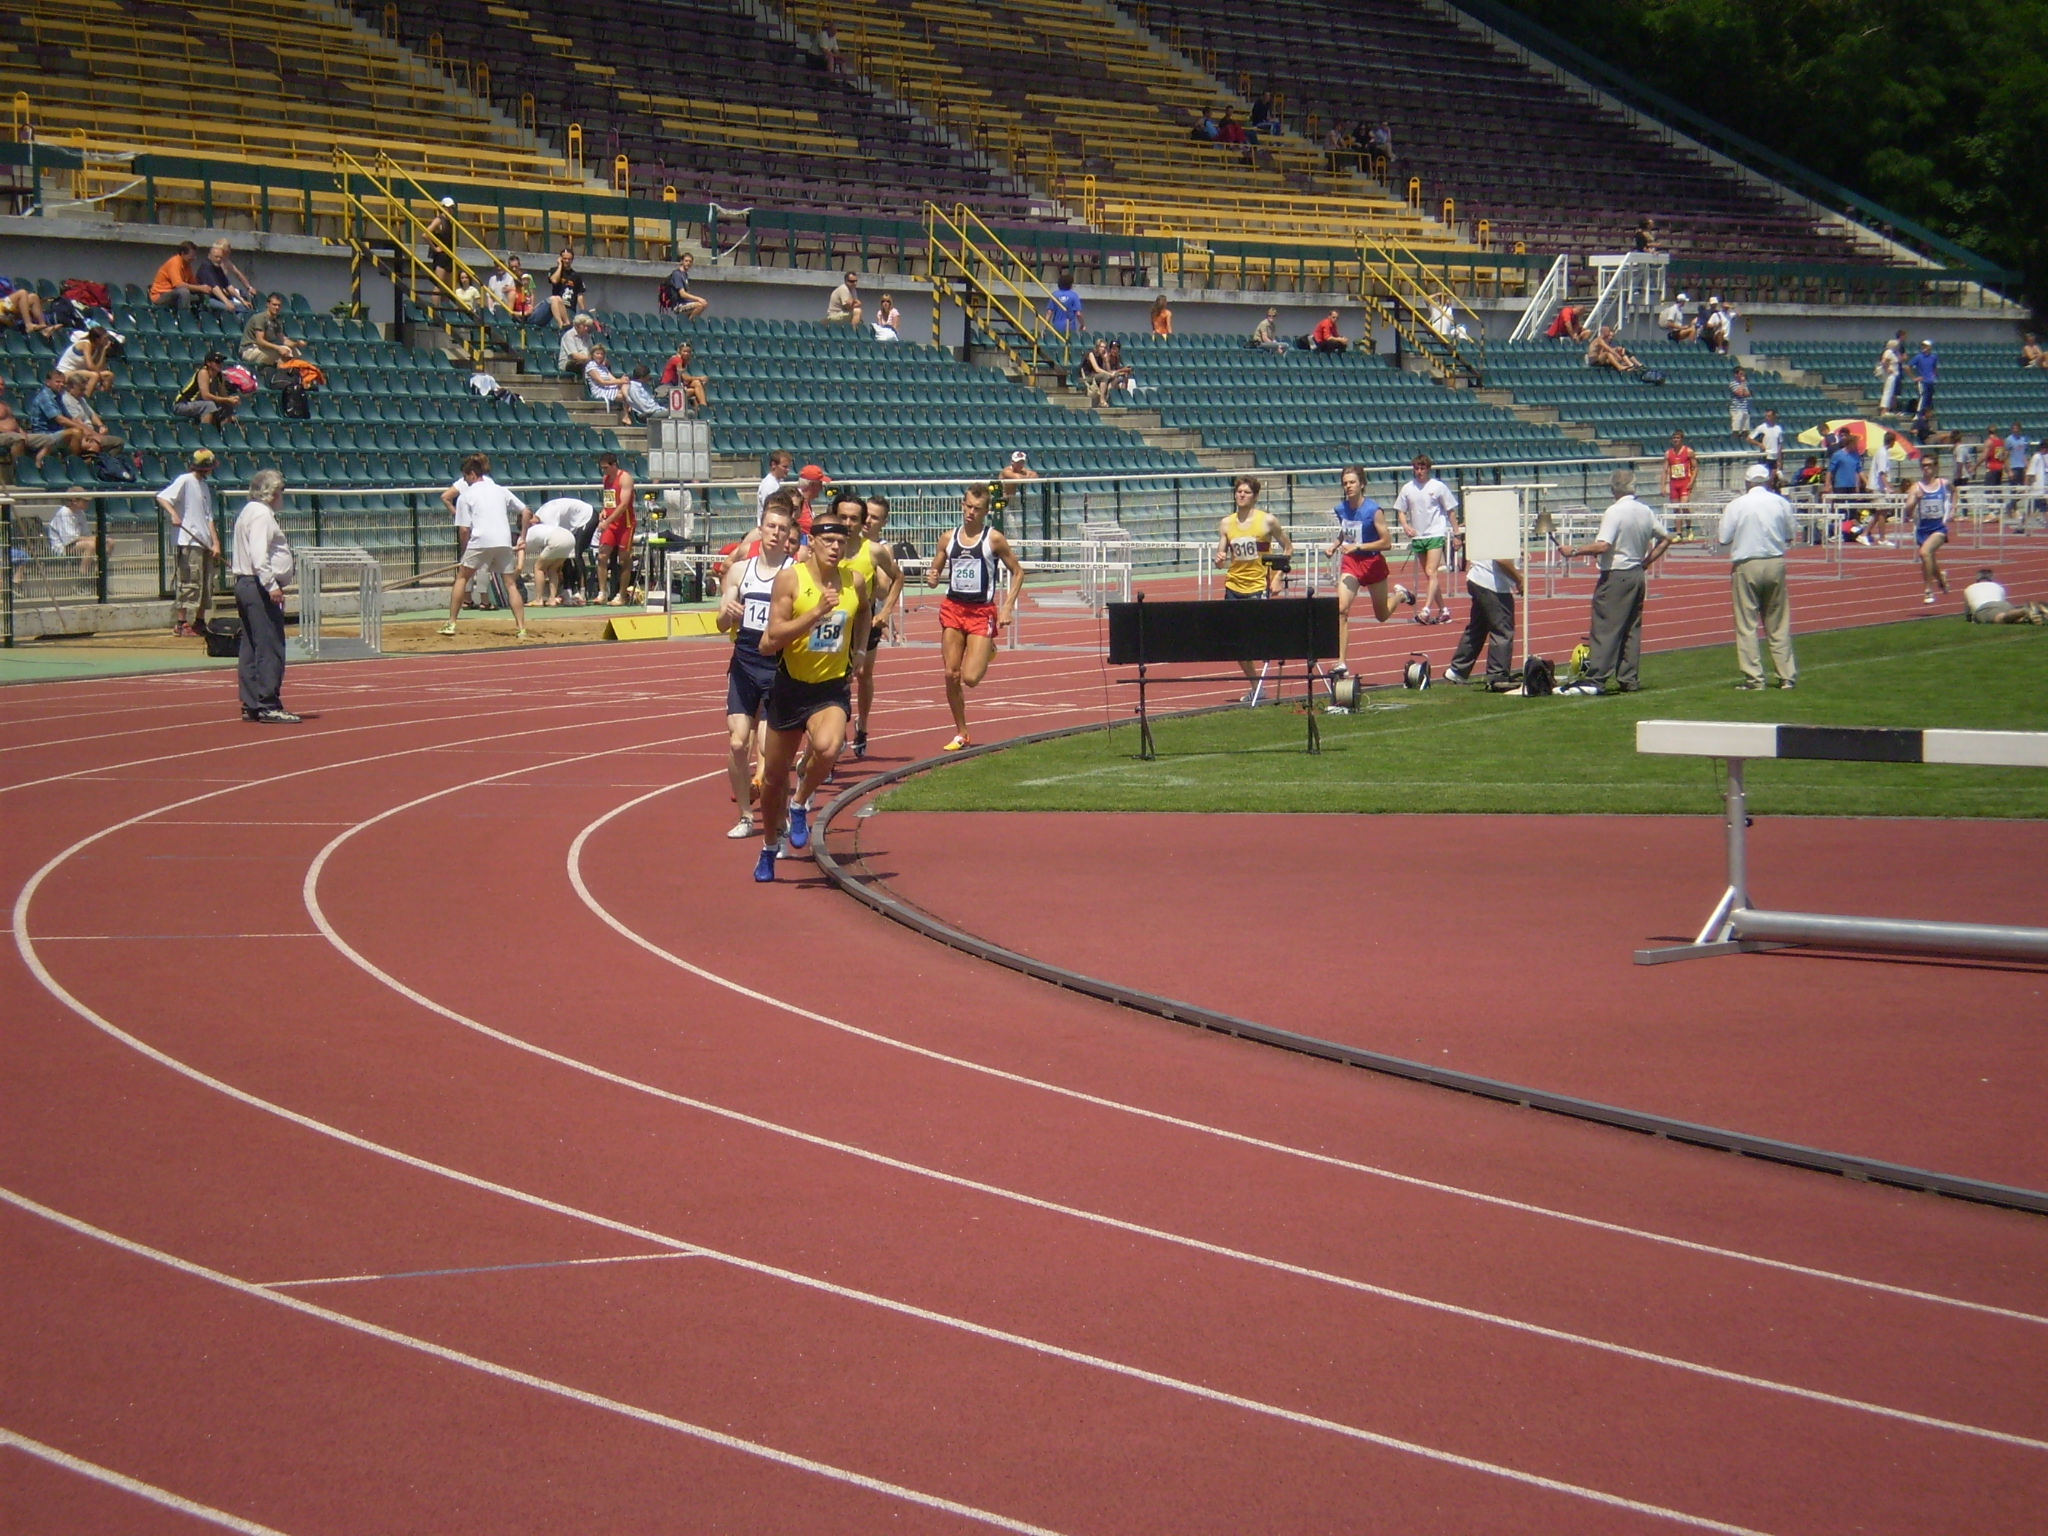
top-left (1713, 463), bottom-right (1799, 690)
top-left (999, 450), bottom-right (1039, 490)
top-left (156, 447), bottom-right (219, 637)
top-left (1658, 291), bottom-right (1695, 342)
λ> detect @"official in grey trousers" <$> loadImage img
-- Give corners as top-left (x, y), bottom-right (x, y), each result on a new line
top-left (1714, 462), bottom-right (1799, 689)
top-left (1561, 467), bottom-right (1672, 694)
top-left (230, 468), bottom-right (300, 724)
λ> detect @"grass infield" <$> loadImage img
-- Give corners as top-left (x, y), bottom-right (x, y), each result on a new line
top-left (885, 620), bottom-right (2048, 819)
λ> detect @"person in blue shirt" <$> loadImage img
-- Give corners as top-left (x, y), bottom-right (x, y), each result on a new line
top-left (2002, 423), bottom-right (2029, 487)
top-left (1908, 339), bottom-right (1938, 415)
top-left (1826, 434), bottom-right (1878, 541)
top-left (1324, 464), bottom-right (1413, 670)
top-left (1045, 272), bottom-right (1084, 337)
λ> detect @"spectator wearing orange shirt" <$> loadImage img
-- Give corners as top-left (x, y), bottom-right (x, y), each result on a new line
top-left (1309, 310), bottom-right (1349, 353)
top-left (1150, 294), bottom-right (1173, 337)
top-left (149, 241), bottom-right (234, 313)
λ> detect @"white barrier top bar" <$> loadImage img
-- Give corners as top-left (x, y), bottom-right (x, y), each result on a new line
top-left (1638, 720), bottom-right (2048, 768)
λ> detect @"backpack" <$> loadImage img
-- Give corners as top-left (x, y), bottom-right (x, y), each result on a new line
top-left (45, 296), bottom-right (83, 332)
top-left (1522, 656), bottom-right (1555, 696)
top-left (61, 278), bottom-right (110, 311)
top-left (222, 364), bottom-right (259, 393)
top-left (278, 381), bottom-right (312, 420)
top-left (0, 276), bottom-right (15, 300)
top-left (94, 452), bottom-right (137, 483)
top-left (278, 358), bottom-right (326, 390)
top-left (1640, 369), bottom-right (1668, 386)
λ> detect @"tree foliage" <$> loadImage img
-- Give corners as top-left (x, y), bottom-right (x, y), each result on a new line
top-left (1494, 0), bottom-right (2048, 301)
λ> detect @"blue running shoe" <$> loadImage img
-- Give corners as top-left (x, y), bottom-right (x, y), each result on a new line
top-left (753, 846), bottom-right (777, 882)
top-left (787, 803), bottom-right (810, 849)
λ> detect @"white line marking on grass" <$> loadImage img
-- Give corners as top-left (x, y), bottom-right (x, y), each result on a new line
top-left (1, 1428), bottom-right (298, 1535)
top-left (0, 1192), bottom-right (1070, 1536)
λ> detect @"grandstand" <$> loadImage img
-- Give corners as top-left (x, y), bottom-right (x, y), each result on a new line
top-left (1484, 340), bottom-right (1844, 457)
top-left (354, 0), bottom-right (1043, 224)
top-left (1095, 332), bottom-right (1590, 468)
top-left (780, 0), bottom-right (1461, 249)
top-left (0, 0), bottom-right (584, 192)
top-left (1126, 0), bottom-right (1874, 263)
top-left (1757, 341), bottom-right (2048, 438)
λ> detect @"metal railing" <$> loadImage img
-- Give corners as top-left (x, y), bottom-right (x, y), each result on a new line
top-left (1510, 254), bottom-right (1569, 342)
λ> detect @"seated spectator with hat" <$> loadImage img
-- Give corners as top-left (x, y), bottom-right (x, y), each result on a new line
top-left (173, 353), bottom-right (241, 429)
top-left (1000, 450), bottom-right (1038, 487)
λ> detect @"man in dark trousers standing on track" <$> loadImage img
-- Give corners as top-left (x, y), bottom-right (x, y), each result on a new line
top-left (1560, 467), bottom-right (1672, 695)
top-left (231, 467), bottom-right (300, 723)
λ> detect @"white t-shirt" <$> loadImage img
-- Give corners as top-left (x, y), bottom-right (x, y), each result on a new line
top-left (1750, 421), bottom-right (1784, 460)
top-left (1466, 559), bottom-right (1514, 594)
top-left (1868, 449), bottom-right (1892, 491)
top-left (455, 476), bottom-right (526, 550)
top-left (158, 471), bottom-right (215, 548)
top-left (2028, 451), bottom-right (2048, 489)
top-left (533, 497), bottom-right (595, 531)
top-left (1593, 495), bottom-right (1672, 571)
top-left (1963, 579), bottom-right (2008, 617)
top-left (756, 473), bottom-right (782, 515)
top-left (448, 477), bottom-right (470, 528)
top-left (1395, 477), bottom-right (1457, 540)
top-left (46, 501), bottom-right (85, 550)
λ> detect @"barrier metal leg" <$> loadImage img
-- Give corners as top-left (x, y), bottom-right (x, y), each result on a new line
top-left (1635, 757), bottom-right (1776, 964)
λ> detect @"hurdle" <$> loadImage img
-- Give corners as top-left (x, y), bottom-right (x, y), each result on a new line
top-left (293, 547), bottom-right (383, 661)
top-left (1634, 720), bottom-right (2048, 965)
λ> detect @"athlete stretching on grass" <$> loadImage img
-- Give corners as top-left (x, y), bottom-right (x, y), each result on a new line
top-left (1327, 465), bottom-right (1412, 673)
top-left (754, 511), bottom-right (869, 880)
top-left (717, 500), bottom-right (795, 839)
top-left (1215, 475), bottom-right (1292, 700)
top-left (927, 484), bottom-right (1022, 751)
top-left (841, 491), bottom-right (903, 760)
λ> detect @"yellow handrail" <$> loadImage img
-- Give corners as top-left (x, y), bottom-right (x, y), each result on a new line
top-left (924, 201), bottom-right (1070, 377)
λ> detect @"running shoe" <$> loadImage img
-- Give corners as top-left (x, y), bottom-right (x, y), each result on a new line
top-left (256, 709), bottom-right (303, 723)
top-left (1922, 592), bottom-right (1937, 604)
top-left (1777, 678), bottom-right (1797, 689)
top-left (1394, 584), bottom-right (1416, 607)
top-left (438, 622), bottom-right (458, 636)
top-left (852, 728), bottom-right (868, 760)
top-left (1735, 679), bottom-right (1766, 690)
top-left (753, 846), bottom-right (778, 882)
top-left (727, 816), bottom-right (753, 839)
top-left (787, 803), bottom-right (810, 849)
top-left (942, 733), bottom-right (971, 751)
top-left (1443, 666), bottom-right (1467, 684)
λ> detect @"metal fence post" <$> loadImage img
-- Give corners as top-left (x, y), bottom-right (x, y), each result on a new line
top-left (95, 495), bottom-right (107, 603)
top-left (409, 492), bottom-right (421, 577)
top-left (2, 495), bottom-right (13, 648)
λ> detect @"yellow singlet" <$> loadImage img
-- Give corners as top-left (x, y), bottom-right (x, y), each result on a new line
top-left (1222, 510), bottom-right (1272, 595)
top-left (782, 559), bottom-right (861, 684)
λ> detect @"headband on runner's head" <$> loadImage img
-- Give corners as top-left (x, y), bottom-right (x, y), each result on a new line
top-left (811, 521), bottom-right (851, 538)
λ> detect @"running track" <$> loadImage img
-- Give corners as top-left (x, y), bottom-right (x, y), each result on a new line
top-left (5, 550), bottom-right (2047, 1534)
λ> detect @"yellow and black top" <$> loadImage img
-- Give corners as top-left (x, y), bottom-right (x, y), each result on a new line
top-left (781, 560), bottom-right (861, 684)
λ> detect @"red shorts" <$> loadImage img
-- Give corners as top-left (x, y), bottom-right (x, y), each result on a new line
top-left (939, 597), bottom-right (999, 638)
top-left (1341, 551), bottom-right (1390, 586)
top-left (598, 518), bottom-right (635, 550)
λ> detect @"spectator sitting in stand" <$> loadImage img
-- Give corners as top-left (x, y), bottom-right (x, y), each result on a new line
top-left (193, 239), bottom-right (256, 313)
top-left (1546, 303), bottom-right (1586, 343)
top-left (59, 372), bottom-right (123, 454)
top-left (583, 345), bottom-right (629, 413)
top-left (1191, 108), bottom-right (1219, 142)
top-left (0, 380), bottom-right (61, 468)
top-left (1081, 339), bottom-right (1115, 407)
top-left (487, 255), bottom-right (535, 318)
top-left (826, 270), bottom-right (863, 326)
top-left (1633, 217), bottom-right (1660, 253)
top-left (557, 314), bottom-right (597, 376)
top-left (1105, 339), bottom-right (1134, 397)
top-left (1150, 293), bottom-right (1174, 337)
top-left (2022, 333), bottom-right (2046, 369)
top-left (871, 292), bottom-right (902, 341)
top-left (239, 294), bottom-right (303, 372)
top-left (46, 487), bottom-right (113, 577)
top-left (661, 341), bottom-right (709, 409)
top-left (149, 241), bottom-right (234, 312)
top-left (29, 369), bottom-right (122, 460)
top-left (1704, 299), bottom-right (1734, 354)
top-left (1217, 108), bottom-right (1249, 147)
top-left (1309, 310), bottom-right (1349, 353)
top-left (0, 283), bottom-right (60, 340)
top-left (658, 251), bottom-right (710, 320)
top-left (57, 319), bottom-right (118, 397)
top-left (1658, 292), bottom-right (1696, 342)
top-left (1000, 451), bottom-right (1039, 493)
top-left (623, 365), bottom-right (668, 425)
top-left (1250, 307), bottom-right (1288, 354)
top-left (1585, 326), bottom-right (1642, 373)
top-left (1429, 297), bottom-right (1472, 342)
top-left (1372, 119), bottom-right (1394, 162)
top-left (1793, 454), bottom-right (1824, 488)
top-left (172, 353), bottom-right (240, 430)
top-left (818, 19), bottom-right (844, 72)
top-left (1324, 121), bottom-right (1351, 173)
top-left (1249, 94), bottom-right (1278, 134)
top-left (546, 246), bottom-right (587, 328)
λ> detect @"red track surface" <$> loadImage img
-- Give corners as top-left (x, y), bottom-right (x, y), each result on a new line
top-left (5, 550), bottom-right (2048, 1533)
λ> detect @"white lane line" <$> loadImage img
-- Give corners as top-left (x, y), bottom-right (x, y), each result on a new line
top-left (258, 1250), bottom-right (703, 1288)
top-left (568, 785), bottom-right (2048, 1330)
top-left (1, 1428), bottom-right (298, 1536)
top-left (16, 732), bottom-right (1781, 1530)
top-left (0, 1191), bottom-right (1069, 1536)
top-left (39, 933), bottom-right (324, 942)
top-left (301, 778), bottom-right (2048, 1450)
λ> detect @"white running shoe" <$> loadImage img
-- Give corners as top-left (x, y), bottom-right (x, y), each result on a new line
top-left (727, 816), bottom-right (754, 839)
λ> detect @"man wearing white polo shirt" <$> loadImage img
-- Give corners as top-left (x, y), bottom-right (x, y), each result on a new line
top-left (518, 495), bottom-right (593, 606)
top-left (440, 454), bottom-right (530, 639)
top-left (1560, 467), bottom-right (1672, 695)
top-left (1714, 463), bottom-right (1799, 690)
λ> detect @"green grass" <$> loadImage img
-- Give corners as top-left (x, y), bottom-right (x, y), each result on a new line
top-left (887, 620), bottom-right (2048, 818)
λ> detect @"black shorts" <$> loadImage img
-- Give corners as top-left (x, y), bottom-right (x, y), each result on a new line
top-left (765, 671), bottom-right (851, 734)
top-left (1224, 587), bottom-right (1267, 600)
top-left (725, 649), bottom-right (778, 718)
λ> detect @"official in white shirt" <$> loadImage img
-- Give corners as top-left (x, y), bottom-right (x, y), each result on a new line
top-left (230, 468), bottom-right (299, 723)
top-left (1714, 463), bottom-right (1799, 689)
top-left (440, 454), bottom-right (531, 638)
top-left (156, 447), bottom-right (219, 636)
top-left (1561, 467), bottom-right (1673, 694)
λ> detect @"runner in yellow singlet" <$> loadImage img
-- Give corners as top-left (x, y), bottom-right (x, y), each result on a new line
top-left (833, 490), bottom-right (902, 760)
top-left (1213, 475), bottom-right (1293, 697)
